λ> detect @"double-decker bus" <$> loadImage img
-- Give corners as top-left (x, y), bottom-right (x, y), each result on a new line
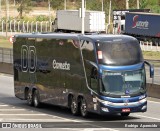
top-left (13, 33), bottom-right (154, 117)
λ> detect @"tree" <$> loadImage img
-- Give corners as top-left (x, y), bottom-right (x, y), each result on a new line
top-left (139, 0), bottom-right (148, 8)
top-left (16, 0), bottom-right (32, 18)
top-left (86, 0), bottom-right (102, 11)
top-left (50, 0), bottom-right (64, 10)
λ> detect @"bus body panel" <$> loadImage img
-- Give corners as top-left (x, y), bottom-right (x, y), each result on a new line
top-left (13, 33), bottom-right (148, 115)
top-left (14, 34), bottom-right (98, 113)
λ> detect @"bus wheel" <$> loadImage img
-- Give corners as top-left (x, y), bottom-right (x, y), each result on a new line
top-left (80, 98), bottom-right (88, 117)
top-left (27, 90), bottom-right (33, 106)
top-left (33, 90), bottom-right (40, 108)
top-left (70, 96), bottom-right (79, 115)
top-left (121, 113), bottom-right (130, 117)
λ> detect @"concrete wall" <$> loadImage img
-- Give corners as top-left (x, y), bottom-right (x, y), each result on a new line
top-left (0, 62), bottom-right (160, 99)
top-left (147, 83), bottom-right (160, 99)
top-left (0, 63), bottom-right (13, 75)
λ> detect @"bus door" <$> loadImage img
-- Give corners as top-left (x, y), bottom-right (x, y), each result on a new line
top-left (81, 40), bottom-right (100, 112)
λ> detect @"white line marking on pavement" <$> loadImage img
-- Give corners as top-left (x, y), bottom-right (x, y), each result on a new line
top-left (0, 73), bottom-right (12, 77)
top-left (0, 118), bottom-right (68, 122)
top-left (0, 105), bottom-right (9, 106)
top-left (0, 109), bottom-right (27, 111)
top-left (0, 119), bottom-right (119, 131)
top-left (49, 114), bottom-right (119, 131)
top-left (0, 114), bottom-right (48, 116)
top-left (134, 114), bottom-right (160, 121)
top-left (82, 128), bottom-right (119, 131)
top-left (148, 100), bottom-right (160, 104)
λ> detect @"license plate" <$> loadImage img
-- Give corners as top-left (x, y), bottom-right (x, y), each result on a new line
top-left (122, 108), bottom-right (130, 112)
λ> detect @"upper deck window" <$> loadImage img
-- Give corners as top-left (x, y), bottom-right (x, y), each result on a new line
top-left (96, 39), bottom-right (143, 66)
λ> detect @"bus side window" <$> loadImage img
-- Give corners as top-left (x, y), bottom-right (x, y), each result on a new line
top-left (81, 40), bottom-right (98, 92)
top-left (90, 67), bottom-right (98, 92)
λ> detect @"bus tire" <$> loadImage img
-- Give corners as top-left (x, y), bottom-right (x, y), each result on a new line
top-left (33, 90), bottom-right (41, 108)
top-left (80, 98), bottom-right (88, 117)
top-left (27, 89), bottom-right (33, 106)
top-left (121, 113), bottom-right (130, 117)
top-left (70, 96), bottom-right (79, 115)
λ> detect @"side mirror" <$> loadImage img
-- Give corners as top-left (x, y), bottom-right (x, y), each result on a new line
top-left (150, 64), bottom-right (154, 78)
top-left (145, 61), bottom-right (154, 78)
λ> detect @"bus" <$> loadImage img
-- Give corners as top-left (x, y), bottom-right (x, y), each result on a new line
top-left (13, 33), bottom-right (154, 117)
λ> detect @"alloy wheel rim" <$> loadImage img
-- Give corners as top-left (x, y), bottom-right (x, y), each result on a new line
top-left (81, 102), bottom-right (87, 116)
top-left (34, 95), bottom-right (38, 106)
top-left (71, 101), bottom-right (77, 113)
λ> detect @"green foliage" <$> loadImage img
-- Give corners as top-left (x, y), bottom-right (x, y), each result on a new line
top-left (145, 0), bottom-right (160, 13)
top-left (140, 0), bottom-right (148, 8)
top-left (86, 0), bottom-right (102, 11)
top-left (16, 0), bottom-right (32, 18)
top-left (143, 51), bottom-right (160, 60)
top-left (9, 0), bottom-right (159, 22)
top-left (50, 0), bottom-right (64, 10)
top-left (36, 15), bottom-right (49, 21)
top-left (50, 0), bottom-right (81, 10)
top-left (15, 15), bottom-right (53, 22)
top-left (0, 37), bottom-right (12, 48)
top-left (150, 5), bottom-right (160, 13)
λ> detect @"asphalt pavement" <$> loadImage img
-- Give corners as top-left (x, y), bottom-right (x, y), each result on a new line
top-left (0, 74), bottom-right (160, 130)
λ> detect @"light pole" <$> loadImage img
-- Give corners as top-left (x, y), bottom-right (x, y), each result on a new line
top-left (137, 0), bottom-right (139, 9)
top-left (126, 0), bottom-right (129, 9)
top-left (64, 0), bottom-right (66, 10)
top-left (48, 0), bottom-right (51, 31)
top-left (0, 0), bottom-right (1, 20)
top-left (7, 0), bottom-right (9, 20)
top-left (81, 0), bottom-right (85, 34)
top-left (102, 0), bottom-right (104, 11)
top-left (48, 0), bottom-right (51, 22)
top-left (5, 0), bottom-right (9, 38)
top-left (108, 0), bottom-right (111, 25)
top-left (14, 0), bottom-right (16, 18)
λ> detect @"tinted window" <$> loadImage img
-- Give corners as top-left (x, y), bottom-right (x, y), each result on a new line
top-left (36, 38), bottom-right (84, 90)
top-left (81, 40), bottom-right (98, 92)
top-left (96, 39), bottom-right (143, 66)
top-left (81, 40), bottom-right (96, 63)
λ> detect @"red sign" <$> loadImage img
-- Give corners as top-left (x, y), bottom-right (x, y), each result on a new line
top-left (9, 36), bottom-right (14, 44)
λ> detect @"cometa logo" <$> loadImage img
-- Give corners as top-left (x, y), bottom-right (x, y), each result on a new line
top-left (132, 15), bottom-right (149, 29)
top-left (52, 59), bottom-right (70, 71)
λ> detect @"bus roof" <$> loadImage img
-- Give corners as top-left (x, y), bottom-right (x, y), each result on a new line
top-left (14, 33), bottom-right (137, 42)
top-left (14, 32), bottom-right (79, 40)
top-left (80, 34), bottom-right (137, 42)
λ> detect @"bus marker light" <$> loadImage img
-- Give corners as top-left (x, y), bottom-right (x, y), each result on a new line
top-left (98, 51), bottom-right (102, 59)
top-left (101, 107), bottom-right (109, 112)
top-left (141, 105), bottom-right (147, 110)
top-left (94, 104), bottom-right (97, 110)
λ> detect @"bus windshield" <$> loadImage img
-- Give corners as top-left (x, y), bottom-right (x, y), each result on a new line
top-left (101, 69), bottom-right (146, 96)
top-left (96, 39), bottom-right (143, 66)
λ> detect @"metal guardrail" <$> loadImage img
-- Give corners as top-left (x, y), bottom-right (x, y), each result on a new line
top-left (0, 20), bottom-right (52, 34)
top-left (0, 48), bottom-right (13, 63)
top-left (140, 41), bottom-right (160, 52)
